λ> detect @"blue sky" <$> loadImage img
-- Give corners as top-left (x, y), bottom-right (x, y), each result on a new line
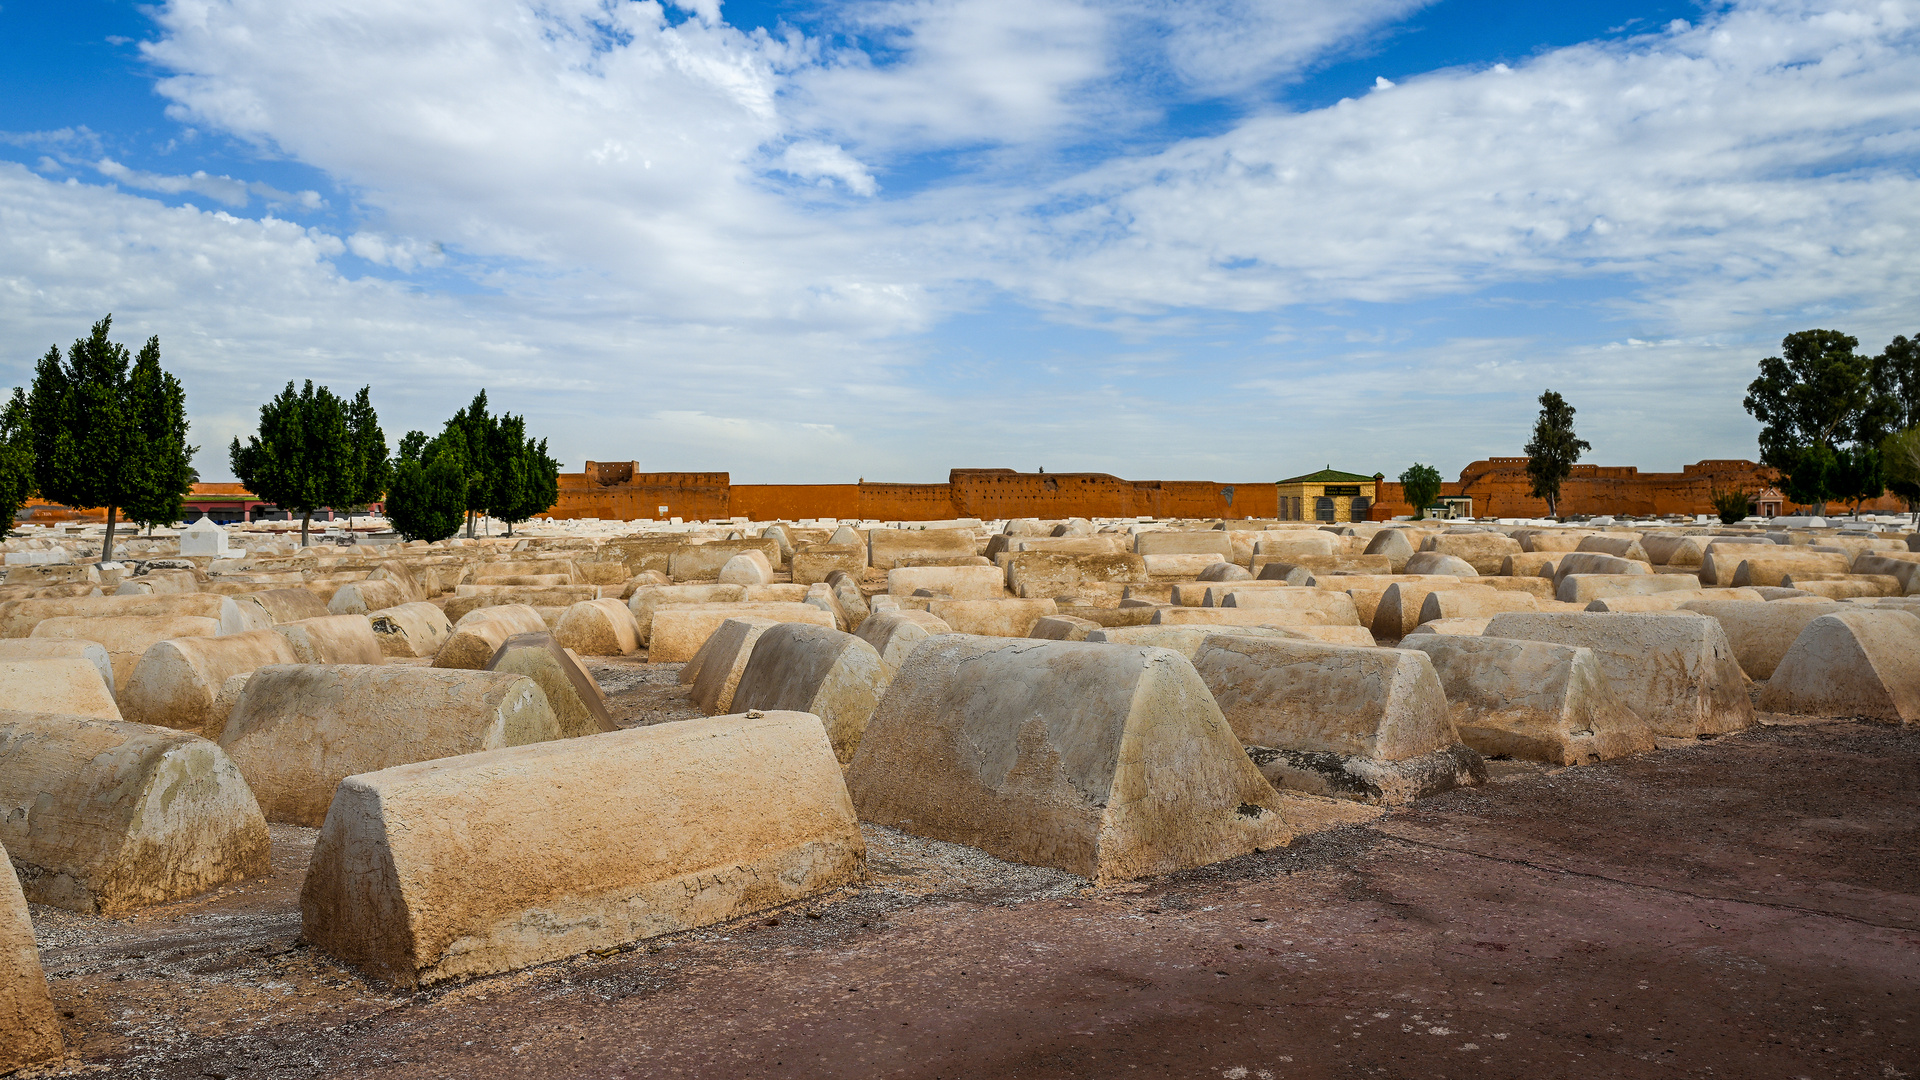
top-left (3, 0), bottom-right (1917, 485)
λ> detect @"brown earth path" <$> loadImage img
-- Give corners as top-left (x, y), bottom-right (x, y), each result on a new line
top-left (19, 718), bottom-right (1920, 1079)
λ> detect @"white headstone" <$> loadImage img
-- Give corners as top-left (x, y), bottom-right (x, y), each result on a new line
top-left (179, 515), bottom-right (232, 558)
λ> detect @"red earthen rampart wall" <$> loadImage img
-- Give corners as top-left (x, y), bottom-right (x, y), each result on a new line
top-left (560, 459), bottom-right (1885, 523)
top-left (547, 466), bottom-right (1275, 521)
top-left (1368, 458), bottom-right (1909, 519)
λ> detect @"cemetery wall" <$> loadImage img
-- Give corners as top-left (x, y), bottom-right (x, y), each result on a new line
top-left (1368, 458), bottom-right (1910, 519)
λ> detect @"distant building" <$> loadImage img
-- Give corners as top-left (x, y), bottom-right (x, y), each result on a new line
top-left (1275, 468), bottom-right (1378, 523)
top-left (18, 483), bottom-right (383, 526)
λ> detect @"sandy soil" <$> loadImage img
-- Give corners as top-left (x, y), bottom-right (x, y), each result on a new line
top-left (14, 691), bottom-right (1919, 1079)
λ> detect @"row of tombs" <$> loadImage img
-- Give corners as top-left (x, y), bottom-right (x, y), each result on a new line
top-left (4, 512), bottom-right (1920, 1068)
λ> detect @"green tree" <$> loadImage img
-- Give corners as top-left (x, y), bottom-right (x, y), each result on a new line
top-left (429, 392), bottom-right (563, 536)
top-left (396, 428), bottom-right (430, 462)
top-left (1399, 463), bottom-right (1443, 520)
top-left (343, 386), bottom-right (390, 524)
top-left (1881, 427), bottom-right (1920, 521)
top-left (229, 381), bottom-right (356, 547)
top-left (384, 428), bottom-right (468, 542)
top-left (1743, 330), bottom-right (1878, 514)
top-left (0, 392), bottom-right (37, 537)
top-left (1522, 389), bottom-right (1591, 518)
top-left (1831, 444), bottom-right (1884, 515)
top-left (1776, 444), bottom-right (1837, 511)
top-left (445, 391), bottom-right (494, 537)
top-left (1865, 334), bottom-right (1920, 442)
top-left (27, 316), bottom-right (197, 563)
top-left (1709, 484), bottom-right (1752, 525)
top-left (509, 435), bottom-right (560, 530)
top-left (122, 337), bottom-right (197, 534)
top-left (483, 413), bottom-right (560, 534)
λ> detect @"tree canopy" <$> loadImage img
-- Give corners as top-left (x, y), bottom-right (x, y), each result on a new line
top-left (1522, 389), bottom-right (1590, 518)
top-left (27, 316), bottom-right (196, 562)
top-left (1399, 463), bottom-right (1442, 519)
top-left (414, 391), bottom-right (561, 536)
top-left (230, 381), bottom-right (370, 546)
top-left (121, 339), bottom-right (197, 533)
top-left (383, 428), bottom-right (470, 542)
top-left (1880, 427), bottom-right (1920, 518)
top-left (1744, 330), bottom-right (1877, 463)
top-left (344, 386), bottom-right (390, 517)
top-left (1743, 329), bottom-right (1918, 513)
top-left (1867, 334), bottom-right (1920, 441)
top-left (0, 392), bottom-right (36, 538)
top-left (486, 414), bottom-right (561, 534)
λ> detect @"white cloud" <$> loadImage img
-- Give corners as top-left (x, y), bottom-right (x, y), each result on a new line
top-left (0, 163), bottom-right (930, 484)
top-left (1132, 0), bottom-right (1431, 98)
top-left (86, 157), bottom-right (326, 211)
top-left (95, 157), bottom-right (250, 206)
top-left (784, 0), bottom-right (1428, 161)
top-left (346, 232), bottom-right (446, 272)
top-left (4, 0), bottom-right (1920, 484)
top-left (776, 141), bottom-right (878, 195)
top-left (989, 0), bottom-right (1920, 331)
top-left (787, 0), bottom-right (1112, 153)
top-left (142, 0), bottom-right (884, 328)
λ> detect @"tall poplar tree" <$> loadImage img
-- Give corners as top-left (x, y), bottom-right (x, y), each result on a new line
top-left (1523, 390), bottom-right (1591, 518)
top-left (445, 391), bottom-right (494, 537)
top-left (28, 316), bottom-right (196, 563)
top-left (0, 392), bottom-right (37, 537)
top-left (344, 386), bottom-right (390, 524)
top-left (123, 337), bottom-right (197, 532)
top-left (481, 412), bottom-right (561, 534)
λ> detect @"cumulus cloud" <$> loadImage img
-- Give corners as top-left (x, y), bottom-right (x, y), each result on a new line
top-left (142, 0), bottom-right (890, 328)
top-left (3, 0), bottom-right (1918, 481)
top-left (0, 163), bottom-right (931, 483)
top-left (995, 0), bottom-right (1920, 331)
top-left (783, 0), bottom-right (1429, 161)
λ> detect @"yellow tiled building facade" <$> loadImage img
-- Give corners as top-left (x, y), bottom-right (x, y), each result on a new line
top-left (1276, 468), bottom-right (1381, 523)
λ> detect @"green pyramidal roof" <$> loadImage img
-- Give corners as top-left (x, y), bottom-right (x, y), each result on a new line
top-left (1277, 467), bottom-right (1379, 485)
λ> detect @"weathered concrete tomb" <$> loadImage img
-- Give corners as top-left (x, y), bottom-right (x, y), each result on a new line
top-left (1189, 636), bottom-right (1486, 805)
top-left (0, 845), bottom-right (61, 1072)
top-left (300, 711), bottom-right (864, 986)
top-left (7, 502), bottom-right (1920, 1072)
top-left (0, 712), bottom-right (269, 914)
top-left (728, 623), bottom-right (891, 762)
top-left (1404, 635), bottom-right (1656, 765)
top-left (847, 636), bottom-right (1291, 881)
top-left (218, 664), bottom-right (561, 826)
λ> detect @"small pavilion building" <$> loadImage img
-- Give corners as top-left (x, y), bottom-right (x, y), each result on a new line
top-left (1277, 468), bottom-right (1380, 523)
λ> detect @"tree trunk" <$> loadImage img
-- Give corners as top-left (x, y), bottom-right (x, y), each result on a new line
top-left (101, 506), bottom-right (119, 564)
top-left (466, 511), bottom-right (474, 539)
top-left (506, 518), bottom-right (514, 537)
top-left (1546, 493), bottom-right (1558, 519)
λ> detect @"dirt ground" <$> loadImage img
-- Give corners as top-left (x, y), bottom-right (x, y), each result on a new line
top-left (14, 664), bottom-right (1920, 1079)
